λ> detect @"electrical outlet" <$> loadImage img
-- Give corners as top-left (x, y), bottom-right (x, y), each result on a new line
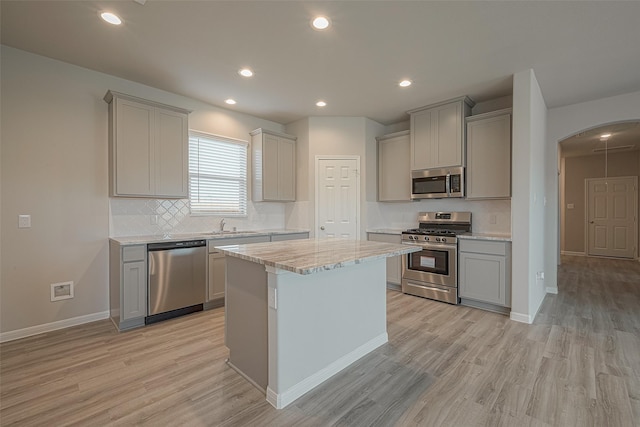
top-left (268, 287), bottom-right (277, 309)
top-left (18, 214), bottom-right (31, 228)
top-left (489, 214), bottom-right (497, 225)
top-left (51, 281), bottom-right (74, 301)
top-left (150, 215), bottom-right (158, 225)
top-left (536, 272), bottom-right (545, 280)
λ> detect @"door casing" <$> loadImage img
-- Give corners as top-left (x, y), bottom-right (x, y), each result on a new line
top-left (314, 155), bottom-right (361, 240)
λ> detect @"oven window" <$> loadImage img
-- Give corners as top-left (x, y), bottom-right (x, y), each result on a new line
top-left (407, 249), bottom-right (449, 275)
top-left (413, 176), bottom-right (446, 195)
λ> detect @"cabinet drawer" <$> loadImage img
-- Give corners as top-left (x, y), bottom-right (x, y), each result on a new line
top-left (122, 245), bottom-right (146, 262)
top-left (459, 239), bottom-right (507, 256)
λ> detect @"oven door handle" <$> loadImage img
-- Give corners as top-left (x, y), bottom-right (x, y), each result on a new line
top-left (419, 285), bottom-right (451, 293)
top-left (402, 242), bottom-right (457, 250)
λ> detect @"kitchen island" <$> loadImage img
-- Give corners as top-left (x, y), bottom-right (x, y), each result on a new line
top-left (216, 238), bottom-right (420, 409)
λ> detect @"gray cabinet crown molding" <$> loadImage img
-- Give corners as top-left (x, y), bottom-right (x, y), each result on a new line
top-left (249, 127), bottom-right (297, 141)
top-left (375, 129), bottom-right (410, 142)
top-left (406, 95), bottom-right (475, 115)
top-left (104, 90), bottom-right (192, 115)
top-left (465, 107), bottom-right (512, 123)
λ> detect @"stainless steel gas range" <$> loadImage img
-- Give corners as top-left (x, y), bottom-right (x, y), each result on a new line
top-left (401, 212), bottom-right (472, 304)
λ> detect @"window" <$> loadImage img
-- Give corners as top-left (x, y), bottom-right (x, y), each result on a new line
top-left (189, 131), bottom-right (248, 216)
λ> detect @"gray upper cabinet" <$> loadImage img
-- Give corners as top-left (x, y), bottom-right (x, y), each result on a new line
top-left (251, 128), bottom-right (296, 202)
top-left (105, 90), bottom-right (190, 198)
top-left (377, 131), bottom-right (411, 202)
top-left (408, 96), bottom-right (474, 170)
top-left (466, 109), bottom-right (512, 199)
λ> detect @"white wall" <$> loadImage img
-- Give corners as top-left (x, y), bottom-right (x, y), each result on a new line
top-left (0, 47), bottom-right (286, 336)
top-left (285, 116), bottom-right (385, 238)
top-left (511, 69), bottom-right (548, 324)
top-left (546, 90), bottom-right (640, 283)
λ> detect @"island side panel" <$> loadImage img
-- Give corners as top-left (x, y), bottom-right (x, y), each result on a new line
top-left (225, 256), bottom-right (269, 391)
top-left (267, 259), bottom-right (387, 408)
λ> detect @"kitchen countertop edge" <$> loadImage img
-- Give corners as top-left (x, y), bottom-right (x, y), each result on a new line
top-left (458, 233), bottom-right (512, 242)
top-left (366, 228), bottom-right (405, 235)
top-left (217, 239), bottom-right (420, 275)
top-left (110, 229), bottom-right (310, 245)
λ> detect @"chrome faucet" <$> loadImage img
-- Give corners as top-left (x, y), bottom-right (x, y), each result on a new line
top-left (219, 218), bottom-right (226, 232)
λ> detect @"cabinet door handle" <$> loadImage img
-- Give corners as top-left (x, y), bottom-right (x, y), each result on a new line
top-left (320, 226), bottom-right (325, 230)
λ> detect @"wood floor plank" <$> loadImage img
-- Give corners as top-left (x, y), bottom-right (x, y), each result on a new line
top-left (1, 255), bottom-right (639, 426)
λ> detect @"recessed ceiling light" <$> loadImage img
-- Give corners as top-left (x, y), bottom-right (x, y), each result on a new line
top-left (312, 16), bottom-right (330, 30)
top-left (100, 12), bottom-right (122, 26)
top-left (316, 101), bottom-right (327, 107)
top-left (239, 68), bottom-right (253, 78)
top-left (399, 79), bottom-right (412, 87)
top-left (600, 133), bottom-right (612, 139)
top-left (225, 99), bottom-right (237, 105)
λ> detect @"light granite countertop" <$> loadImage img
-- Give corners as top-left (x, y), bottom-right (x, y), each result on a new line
top-left (366, 228), bottom-right (405, 235)
top-left (216, 238), bottom-right (420, 275)
top-left (458, 233), bottom-right (512, 242)
top-left (110, 229), bottom-right (310, 245)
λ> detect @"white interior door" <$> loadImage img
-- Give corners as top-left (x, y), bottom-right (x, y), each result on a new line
top-left (316, 157), bottom-right (359, 239)
top-left (586, 176), bottom-right (637, 258)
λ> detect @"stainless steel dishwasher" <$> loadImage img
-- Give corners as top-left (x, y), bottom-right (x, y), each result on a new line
top-left (146, 239), bottom-right (206, 324)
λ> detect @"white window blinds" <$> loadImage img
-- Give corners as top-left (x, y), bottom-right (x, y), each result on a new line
top-left (189, 131), bottom-right (248, 216)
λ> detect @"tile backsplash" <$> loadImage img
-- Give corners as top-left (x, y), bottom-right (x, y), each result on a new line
top-left (366, 199), bottom-right (511, 235)
top-left (109, 198), bottom-right (285, 237)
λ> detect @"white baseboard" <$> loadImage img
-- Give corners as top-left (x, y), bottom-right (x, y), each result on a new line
top-left (0, 311), bottom-right (110, 343)
top-left (546, 287), bottom-right (558, 294)
top-left (510, 311), bottom-right (533, 324)
top-left (266, 332), bottom-right (388, 409)
top-left (561, 251), bottom-right (586, 257)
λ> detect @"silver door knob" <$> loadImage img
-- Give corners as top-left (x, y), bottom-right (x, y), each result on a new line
top-left (320, 226), bottom-right (325, 230)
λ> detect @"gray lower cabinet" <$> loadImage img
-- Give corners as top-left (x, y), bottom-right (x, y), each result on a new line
top-left (459, 239), bottom-right (511, 313)
top-left (270, 232), bottom-right (309, 242)
top-left (109, 242), bottom-right (147, 331)
top-left (366, 232), bottom-right (402, 288)
top-left (206, 232), bottom-right (309, 308)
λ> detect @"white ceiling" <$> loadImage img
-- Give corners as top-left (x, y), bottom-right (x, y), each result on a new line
top-left (2, 1), bottom-right (640, 125)
top-left (560, 121), bottom-right (640, 158)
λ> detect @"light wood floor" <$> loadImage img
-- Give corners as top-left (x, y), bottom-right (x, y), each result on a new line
top-left (1, 256), bottom-right (639, 426)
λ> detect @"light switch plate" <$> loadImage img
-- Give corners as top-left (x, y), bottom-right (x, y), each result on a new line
top-left (18, 215), bottom-right (31, 228)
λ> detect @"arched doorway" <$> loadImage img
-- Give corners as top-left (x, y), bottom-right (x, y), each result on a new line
top-left (558, 121), bottom-right (640, 260)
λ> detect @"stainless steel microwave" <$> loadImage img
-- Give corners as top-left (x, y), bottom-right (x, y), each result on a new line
top-left (411, 167), bottom-right (464, 199)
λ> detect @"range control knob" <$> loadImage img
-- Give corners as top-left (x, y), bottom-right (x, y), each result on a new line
top-left (435, 237), bottom-right (441, 242)
top-left (424, 236), bottom-right (429, 241)
top-left (441, 238), bottom-right (447, 243)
